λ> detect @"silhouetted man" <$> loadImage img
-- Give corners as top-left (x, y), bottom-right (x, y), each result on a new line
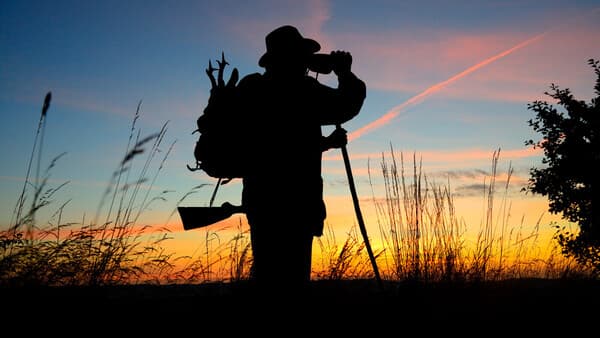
top-left (236, 25), bottom-right (366, 290)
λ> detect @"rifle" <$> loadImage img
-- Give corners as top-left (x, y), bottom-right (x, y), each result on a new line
top-left (178, 202), bottom-right (244, 230)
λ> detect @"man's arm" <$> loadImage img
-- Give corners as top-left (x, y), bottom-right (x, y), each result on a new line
top-left (314, 51), bottom-right (366, 126)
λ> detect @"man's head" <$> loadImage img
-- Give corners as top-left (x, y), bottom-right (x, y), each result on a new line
top-left (259, 25), bottom-right (320, 76)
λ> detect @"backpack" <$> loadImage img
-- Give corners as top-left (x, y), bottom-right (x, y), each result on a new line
top-left (188, 53), bottom-right (244, 181)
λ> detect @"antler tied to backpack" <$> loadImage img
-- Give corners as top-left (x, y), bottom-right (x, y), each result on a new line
top-left (187, 52), bottom-right (239, 175)
top-left (205, 52), bottom-right (239, 92)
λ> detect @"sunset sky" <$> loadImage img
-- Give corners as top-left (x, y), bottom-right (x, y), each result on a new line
top-left (1, 0), bottom-right (599, 261)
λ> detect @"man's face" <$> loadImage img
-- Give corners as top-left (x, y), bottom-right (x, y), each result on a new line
top-left (267, 54), bottom-right (309, 78)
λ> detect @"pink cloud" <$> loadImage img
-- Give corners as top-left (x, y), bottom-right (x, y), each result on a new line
top-left (333, 30), bottom-right (536, 92)
top-left (338, 31), bottom-right (547, 140)
top-left (438, 26), bottom-right (600, 103)
top-left (323, 146), bottom-right (542, 163)
top-left (346, 22), bottom-right (599, 139)
top-left (349, 36), bottom-right (547, 141)
top-left (221, 0), bottom-right (333, 58)
top-left (344, 16), bottom-right (598, 88)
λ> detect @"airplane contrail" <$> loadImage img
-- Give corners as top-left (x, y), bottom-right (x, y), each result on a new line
top-left (348, 32), bottom-right (546, 141)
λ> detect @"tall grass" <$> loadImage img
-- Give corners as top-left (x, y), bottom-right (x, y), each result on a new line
top-left (1, 93), bottom-right (593, 287)
top-left (1, 94), bottom-right (183, 286)
top-left (314, 223), bottom-right (380, 280)
top-left (0, 93), bottom-right (257, 286)
top-left (166, 220), bottom-right (252, 284)
top-left (368, 149), bottom-right (463, 282)
top-left (363, 146), bottom-right (588, 283)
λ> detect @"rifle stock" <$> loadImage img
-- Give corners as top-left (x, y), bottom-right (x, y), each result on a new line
top-left (178, 202), bottom-right (244, 230)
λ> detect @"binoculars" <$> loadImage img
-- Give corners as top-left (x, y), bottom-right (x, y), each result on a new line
top-left (307, 53), bottom-right (337, 74)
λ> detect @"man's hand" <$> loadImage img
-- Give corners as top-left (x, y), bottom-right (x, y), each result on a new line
top-left (321, 127), bottom-right (348, 151)
top-left (331, 50), bottom-right (352, 76)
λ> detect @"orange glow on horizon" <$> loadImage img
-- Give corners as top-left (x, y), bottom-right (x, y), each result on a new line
top-left (158, 192), bottom-right (571, 280)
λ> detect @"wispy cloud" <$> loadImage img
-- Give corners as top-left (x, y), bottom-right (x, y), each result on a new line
top-left (348, 33), bottom-right (546, 141)
top-left (323, 146), bottom-right (542, 163)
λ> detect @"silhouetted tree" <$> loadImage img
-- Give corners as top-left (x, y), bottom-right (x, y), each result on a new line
top-left (524, 58), bottom-right (599, 274)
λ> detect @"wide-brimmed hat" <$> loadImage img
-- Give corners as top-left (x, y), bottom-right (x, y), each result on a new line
top-left (258, 25), bottom-right (321, 68)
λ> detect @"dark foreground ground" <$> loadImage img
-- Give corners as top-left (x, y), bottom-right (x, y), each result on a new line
top-left (3, 278), bottom-right (599, 334)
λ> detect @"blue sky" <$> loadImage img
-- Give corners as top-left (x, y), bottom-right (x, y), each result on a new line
top-left (1, 1), bottom-right (599, 253)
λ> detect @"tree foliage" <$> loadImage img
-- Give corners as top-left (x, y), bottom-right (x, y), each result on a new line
top-left (525, 58), bottom-right (599, 272)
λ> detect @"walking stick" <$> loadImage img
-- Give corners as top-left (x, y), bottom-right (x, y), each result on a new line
top-left (336, 124), bottom-right (383, 290)
top-left (209, 177), bottom-right (222, 207)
